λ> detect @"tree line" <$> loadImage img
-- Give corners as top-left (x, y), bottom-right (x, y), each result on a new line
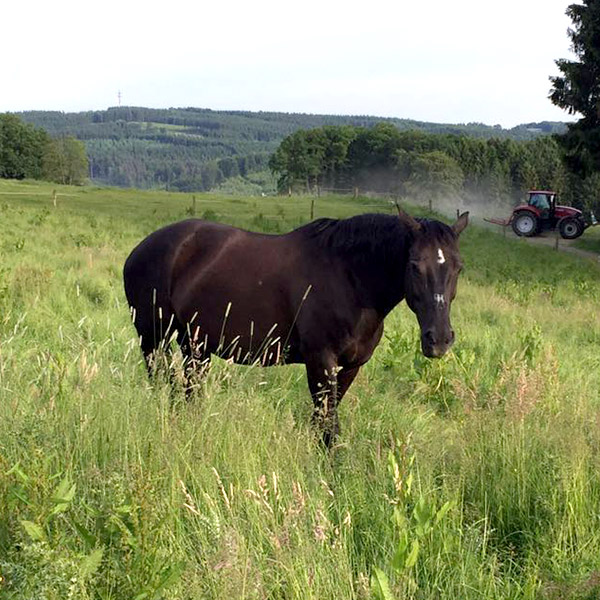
top-left (0, 114), bottom-right (88, 185)
top-left (0, 111), bottom-right (579, 204)
top-left (16, 107), bottom-right (564, 193)
top-left (268, 124), bottom-right (580, 207)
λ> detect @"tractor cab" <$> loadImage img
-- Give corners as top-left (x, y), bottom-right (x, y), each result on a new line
top-left (525, 190), bottom-right (583, 224)
top-left (527, 191), bottom-right (555, 219)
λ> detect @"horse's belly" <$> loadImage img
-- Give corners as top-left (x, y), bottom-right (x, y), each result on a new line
top-left (170, 232), bottom-right (309, 365)
top-left (175, 282), bottom-right (298, 365)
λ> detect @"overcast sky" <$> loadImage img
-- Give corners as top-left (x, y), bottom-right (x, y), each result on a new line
top-left (1, 0), bottom-right (579, 127)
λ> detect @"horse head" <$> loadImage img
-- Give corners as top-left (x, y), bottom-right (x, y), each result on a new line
top-left (400, 211), bottom-right (468, 358)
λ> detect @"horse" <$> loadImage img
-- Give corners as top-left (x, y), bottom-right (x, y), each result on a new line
top-left (123, 210), bottom-right (468, 446)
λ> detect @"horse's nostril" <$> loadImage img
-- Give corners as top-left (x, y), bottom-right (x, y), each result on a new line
top-left (425, 330), bottom-right (436, 345)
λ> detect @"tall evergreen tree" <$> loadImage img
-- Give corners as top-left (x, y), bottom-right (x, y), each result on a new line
top-left (550, 0), bottom-right (600, 176)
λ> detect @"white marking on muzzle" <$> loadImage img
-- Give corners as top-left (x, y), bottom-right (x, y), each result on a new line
top-left (437, 248), bottom-right (446, 264)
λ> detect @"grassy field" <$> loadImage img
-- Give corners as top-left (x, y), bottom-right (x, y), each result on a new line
top-left (574, 225), bottom-right (600, 254)
top-left (1, 179), bottom-right (600, 599)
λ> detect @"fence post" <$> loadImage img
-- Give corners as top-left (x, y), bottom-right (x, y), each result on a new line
top-left (353, 187), bottom-right (358, 199)
top-left (52, 189), bottom-right (57, 208)
top-left (310, 198), bottom-right (315, 221)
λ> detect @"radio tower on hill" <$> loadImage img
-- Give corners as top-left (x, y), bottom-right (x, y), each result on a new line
top-left (118, 90), bottom-right (122, 106)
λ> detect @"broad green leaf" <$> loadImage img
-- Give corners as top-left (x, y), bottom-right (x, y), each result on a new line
top-left (52, 476), bottom-right (76, 504)
top-left (50, 487), bottom-right (77, 515)
top-left (387, 452), bottom-right (399, 475)
top-left (21, 520), bottom-right (45, 542)
top-left (72, 519), bottom-right (98, 549)
top-left (413, 496), bottom-right (431, 526)
top-left (391, 532), bottom-right (409, 571)
top-left (435, 500), bottom-right (453, 525)
top-left (413, 496), bottom-right (434, 537)
top-left (392, 507), bottom-right (407, 530)
top-left (371, 567), bottom-right (395, 600)
top-left (80, 547), bottom-right (104, 578)
top-left (404, 539), bottom-right (420, 569)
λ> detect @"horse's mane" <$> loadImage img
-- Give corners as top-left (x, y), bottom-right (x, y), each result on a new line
top-left (295, 213), bottom-right (455, 264)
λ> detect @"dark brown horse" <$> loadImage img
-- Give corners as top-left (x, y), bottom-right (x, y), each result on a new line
top-left (124, 211), bottom-right (468, 446)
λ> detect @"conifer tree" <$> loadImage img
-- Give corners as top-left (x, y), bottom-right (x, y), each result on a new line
top-left (550, 0), bottom-right (600, 175)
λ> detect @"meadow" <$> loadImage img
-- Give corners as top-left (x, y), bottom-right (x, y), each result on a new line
top-left (0, 179), bottom-right (600, 599)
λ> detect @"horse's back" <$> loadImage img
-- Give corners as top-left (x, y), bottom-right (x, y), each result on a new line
top-left (125, 218), bottom-right (240, 278)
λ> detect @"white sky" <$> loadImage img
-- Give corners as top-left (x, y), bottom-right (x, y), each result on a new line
top-left (1, 0), bottom-right (579, 127)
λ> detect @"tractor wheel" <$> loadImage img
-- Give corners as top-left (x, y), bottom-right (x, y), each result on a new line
top-left (512, 211), bottom-right (538, 237)
top-left (559, 218), bottom-right (584, 240)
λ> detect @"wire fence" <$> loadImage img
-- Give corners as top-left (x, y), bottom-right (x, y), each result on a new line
top-left (0, 191), bottom-right (78, 197)
top-left (0, 186), bottom-right (402, 222)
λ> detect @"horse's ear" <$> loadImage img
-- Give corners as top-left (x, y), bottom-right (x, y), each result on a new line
top-left (394, 202), bottom-right (421, 233)
top-left (452, 212), bottom-right (469, 236)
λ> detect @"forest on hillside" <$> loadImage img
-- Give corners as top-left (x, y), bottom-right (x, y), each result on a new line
top-left (18, 107), bottom-right (566, 193)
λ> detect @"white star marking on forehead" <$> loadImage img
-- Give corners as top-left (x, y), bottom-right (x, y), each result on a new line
top-left (434, 293), bottom-right (445, 305)
top-left (437, 248), bottom-right (446, 264)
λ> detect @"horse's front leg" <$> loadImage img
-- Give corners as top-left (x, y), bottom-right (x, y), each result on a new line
top-left (306, 360), bottom-right (360, 448)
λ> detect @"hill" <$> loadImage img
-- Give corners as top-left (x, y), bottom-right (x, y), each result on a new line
top-left (18, 107), bottom-right (567, 192)
top-left (0, 179), bottom-right (599, 598)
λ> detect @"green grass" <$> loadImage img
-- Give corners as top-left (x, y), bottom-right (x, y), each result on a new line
top-left (1, 179), bottom-right (600, 599)
top-left (574, 224), bottom-right (600, 253)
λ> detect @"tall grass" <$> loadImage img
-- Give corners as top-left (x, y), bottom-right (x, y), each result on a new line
top-left (0, 180), bottom-right (599, 599)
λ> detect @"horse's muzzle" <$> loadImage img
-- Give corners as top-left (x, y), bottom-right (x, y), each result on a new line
top-left (421, 329), bottom-right (454, 358)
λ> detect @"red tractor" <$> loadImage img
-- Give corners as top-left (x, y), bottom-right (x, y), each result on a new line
top-left (487, 190), bottom-right (595, 240)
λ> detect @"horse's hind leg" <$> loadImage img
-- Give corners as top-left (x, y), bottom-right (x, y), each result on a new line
top-left (177, 326), bottom-right (211, 396)
top-left (133, 308), bottom-right (181, 379)
top-left (133, 307), bottom-right (211, 395)
top-left (140, 336), bottom-right (158, 375)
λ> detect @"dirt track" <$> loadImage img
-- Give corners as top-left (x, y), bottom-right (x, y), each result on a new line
top-left (485, 222), bottom-right (600, 262)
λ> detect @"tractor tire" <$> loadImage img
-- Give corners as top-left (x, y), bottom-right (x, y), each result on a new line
top-left (512, 211), bottom-right (538, 237)
top-left (559, 218), bottom-right (584, 240)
